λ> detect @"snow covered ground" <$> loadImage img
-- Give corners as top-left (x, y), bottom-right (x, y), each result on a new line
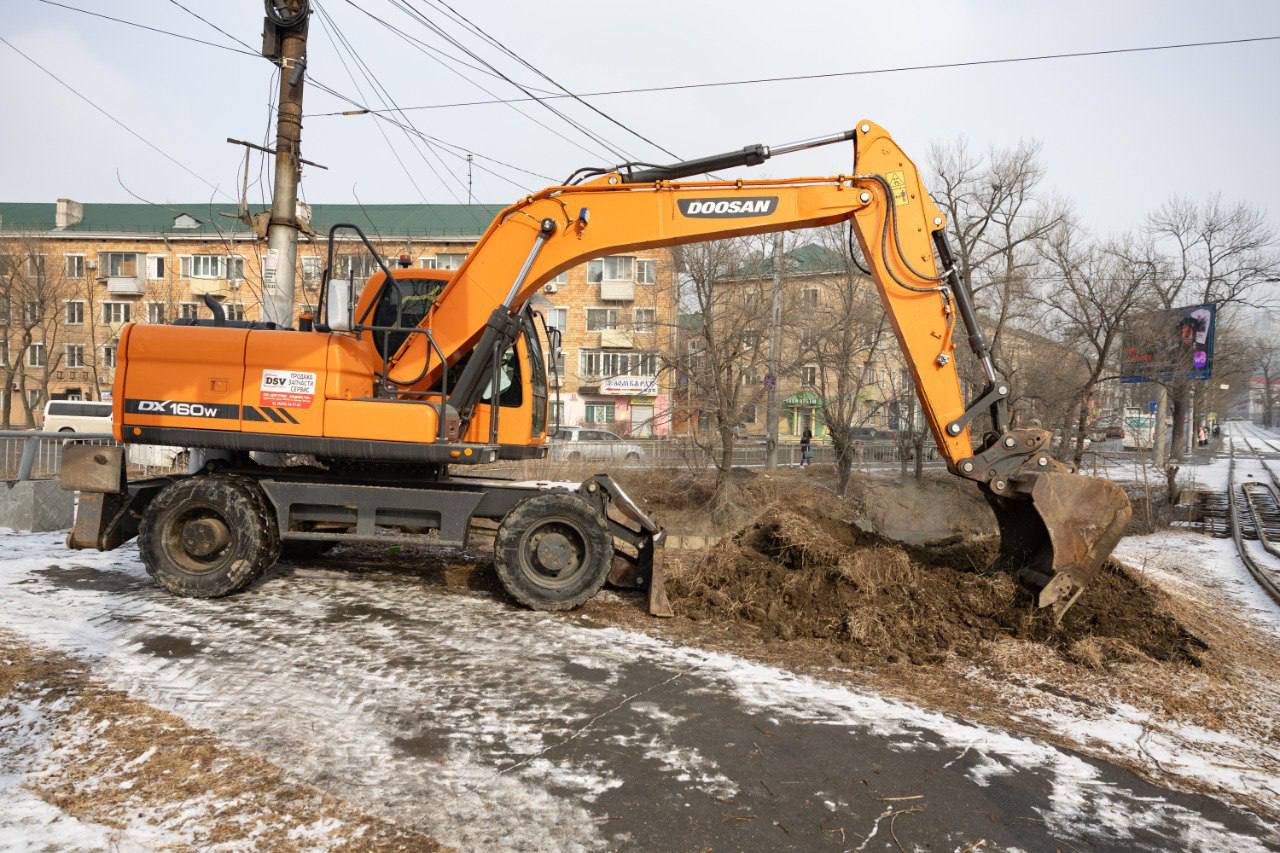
top-left (1, 530), bottom-right (1278, 851)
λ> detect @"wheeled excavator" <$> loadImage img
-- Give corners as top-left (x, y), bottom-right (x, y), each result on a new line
top-left (61, 120), bottom-right (1131, 620)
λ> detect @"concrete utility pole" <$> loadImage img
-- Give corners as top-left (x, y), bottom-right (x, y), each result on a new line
top-left (765, 230), bottom-right (785, 469)
top-left (263, 0), bottom-right (310, 328)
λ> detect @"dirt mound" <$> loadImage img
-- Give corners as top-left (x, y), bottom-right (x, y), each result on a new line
top-left (669, 507), bottom-right (1206, 668)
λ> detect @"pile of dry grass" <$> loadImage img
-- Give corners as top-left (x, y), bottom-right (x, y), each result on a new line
top-left (668, 506), bottom-right (1206, 669)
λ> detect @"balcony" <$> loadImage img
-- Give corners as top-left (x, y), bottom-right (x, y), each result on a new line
top-left (105, 276), bottom-right (144, 296)
top-left (599, 280), bottom-right (634, 301)
top-left (189, 278), bottom-right (228, 297)
top-left (599, 329), bottom-right (633, 348)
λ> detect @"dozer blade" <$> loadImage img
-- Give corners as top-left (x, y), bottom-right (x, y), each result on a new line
top-left (984, 472), bottom-right (1132, 621)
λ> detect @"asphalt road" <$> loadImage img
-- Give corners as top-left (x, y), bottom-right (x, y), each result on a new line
top-left (2, 531), bottom-right (1277, 852)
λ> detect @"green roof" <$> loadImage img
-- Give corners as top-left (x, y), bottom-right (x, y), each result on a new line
top-left (0, 201), bottom-right (507, 239)
top-left (730, 241), bottom-right (847, 279)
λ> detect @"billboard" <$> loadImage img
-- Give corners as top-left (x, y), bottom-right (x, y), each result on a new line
top-left (1120, 303), bottom-right (1216, 383)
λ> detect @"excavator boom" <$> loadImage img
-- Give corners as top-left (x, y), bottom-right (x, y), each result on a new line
top-left (354, 120), bottom-right (1130, 615)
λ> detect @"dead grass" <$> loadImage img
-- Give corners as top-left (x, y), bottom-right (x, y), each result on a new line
top-left (0, 630), bottom-right (447, 851)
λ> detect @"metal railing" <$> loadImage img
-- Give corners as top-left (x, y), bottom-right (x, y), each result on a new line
top-left (544, 438), bottom-right (944, 469)
top-left (0, 431), bottom-right (189, 481)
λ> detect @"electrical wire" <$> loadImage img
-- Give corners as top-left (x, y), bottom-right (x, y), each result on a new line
top-left (421, 0), bottom-right (681, 160)
top-left (375, 0), bottom-right (636, 162)
top-left (165, 0), bottom-right (257, 52)
top-left (34, 0), bottom-right (259, 56)
top-left (308, 33), bottom-right (1280, 116)
top-left (341, 0), bottom-right (624, 164)
top-left (0, 34), bottom-right (228, 197)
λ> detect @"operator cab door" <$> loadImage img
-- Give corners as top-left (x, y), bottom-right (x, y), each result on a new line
top-left (465, 307), bottom-right (550, 449)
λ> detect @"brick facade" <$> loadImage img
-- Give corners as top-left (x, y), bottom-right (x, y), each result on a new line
top-left (0, 201), bottom-right (677, 432)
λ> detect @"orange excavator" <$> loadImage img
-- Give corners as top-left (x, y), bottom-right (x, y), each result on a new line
top-left (62, 120), bottom-right (1130, 620)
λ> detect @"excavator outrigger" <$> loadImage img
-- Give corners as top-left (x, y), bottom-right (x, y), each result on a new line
top-left (61, 120), bottom-right (1130, 620)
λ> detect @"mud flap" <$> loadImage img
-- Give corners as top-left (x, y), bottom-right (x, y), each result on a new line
top-left (984, 471), bottom-right (1131, 621)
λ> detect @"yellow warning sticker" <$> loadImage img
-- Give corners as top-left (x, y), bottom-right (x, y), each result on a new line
top-left (886, 170), bottom-right (910, 206)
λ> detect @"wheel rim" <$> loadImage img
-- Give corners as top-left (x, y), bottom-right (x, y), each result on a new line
top-left (516, 516), bottom-right (593, 589)
top-left (160, 504), bottom-right (235, 573)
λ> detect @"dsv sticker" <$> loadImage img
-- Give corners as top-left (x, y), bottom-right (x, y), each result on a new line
top-left (124, 399), bottom-right (238, 419)
top-left (677, 196), bottom-right (779, 218)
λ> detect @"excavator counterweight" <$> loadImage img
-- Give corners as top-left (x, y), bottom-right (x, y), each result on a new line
top-left (61, 118), bottom-right (1130, 621)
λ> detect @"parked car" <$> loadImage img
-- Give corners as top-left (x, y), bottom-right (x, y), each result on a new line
top-left (549, 427), bottom-right (647, 462)
top-left (42, 399), bottom-right (113, 433)
top-left (41, 399), bottom-right (187, 469)
top-left (1104, 425), bottom-right (1124, 439)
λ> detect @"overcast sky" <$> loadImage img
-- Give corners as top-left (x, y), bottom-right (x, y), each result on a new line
top-left (2, 1), bottom-right (1277, 237)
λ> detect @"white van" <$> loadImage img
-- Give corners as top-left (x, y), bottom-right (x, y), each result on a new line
top-left (42, 400), bottom-right (113, 433)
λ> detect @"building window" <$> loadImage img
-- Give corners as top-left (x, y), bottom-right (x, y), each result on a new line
top-left (740, 404), bottom-right (757, 425)
top-left (65, 301), bottom-right (84, 325)
top-left (102, 252), bottom-right (137, 278)
top-left (301, 256), bottom-right (322, 283)
top-left (436, 253), bottom-right (467, 270)
top-left (584, 402), bottom-right (616, 425)
top-left (549, 271), bottom-right (568, 285)
top-left (24, 301), bottom-right (41, 325)
top-left (146, 302), bottom-right (166, 324)
top-left (0, 341), bottom-right (7, 366)
top-left (180, 255), bottom-right (243, 280)
top-left (26, 389), bottom-right (41, 411)
top-left (65, 255), bottom-right (85, 279)
top-left (65, 343), bottom-right (85, 368)
top-left (102, 345), bottom-right (117, 368)
top-left (580, 350), bottom-right (657, 380)
top-left (102, 302), bottom-right (131, 324)
top-left (179, 302), bottom-right (199, 321)
top-left (544, 307), bottom-right (567, 331)
top-left (802, 364), bottom-right (818, 386)
top-left (636, 258), bottom-right (656, 284)
top-left (418, 256), bottom-right (438, 269)
top-left (549, 400), bottom-right (564, 427)
top-left (0, 297), bottom-right (8, 324)
top-left (803, 287), bottom-right (819, 307)
top-left (586, 308), bottom-right (620, 331)
top-left (27, 342), bottom-right (46, 368)
top-left (587, 256), bottom-right (635, 283)
top-left (24, 255), bottom-right (46, 277)
top-left (634, 308), bottom-right (656, 332)
top-left (146, 255), bottom-right (166, 280)
top-left (226, 303), bottom-right (246, 322)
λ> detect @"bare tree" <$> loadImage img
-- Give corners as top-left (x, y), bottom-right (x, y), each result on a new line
top-left (1037, 224), bottom-right (1154, 465)
top-left (0, 235), bottom-right (74, 426)
top-left (803, 227), bottom-right (891, 495)
top-left (928, 139), bottom-right (1065, 367)
top-left (1146, 195), bottom-right (1280, 457)
top-left (1257, 341), bottom-right (1280, 428)
top-left (669, 239), bottom-right (774, 518)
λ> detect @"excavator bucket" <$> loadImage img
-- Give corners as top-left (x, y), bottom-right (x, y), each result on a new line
top-left (984, 471), bottom-right (1132, 621)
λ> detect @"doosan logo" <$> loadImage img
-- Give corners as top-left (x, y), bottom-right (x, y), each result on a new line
top-left (678, 197), bottom-right (779, 218)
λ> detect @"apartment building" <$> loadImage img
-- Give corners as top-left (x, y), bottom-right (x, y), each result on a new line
top-left (0, 199), bottom-right (677, 432)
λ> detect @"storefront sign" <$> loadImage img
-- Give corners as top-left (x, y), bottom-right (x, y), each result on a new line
top-left (599, 376), bottom-right (657, 396)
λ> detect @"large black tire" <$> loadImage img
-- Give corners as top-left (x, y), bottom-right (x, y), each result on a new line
top-left (138, 475), bottom-right (281, 598)
top-left (493, 492), bottom-right (613, 611)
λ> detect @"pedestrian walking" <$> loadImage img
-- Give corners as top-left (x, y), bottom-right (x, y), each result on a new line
top-left (800, 428), bottom-right (813, 467)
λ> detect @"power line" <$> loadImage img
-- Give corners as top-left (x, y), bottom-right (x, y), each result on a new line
top-left (378, 0), bottom-right (637, 162)
top-left (34, 0), bottom-right (258, 57)
top-left (421, 0), bottom-right (680, 159)
top-left (308, 33), bottom-right (1280, 116)
top-left (164, 0), bottom-right (257, 53)
top-left (342, 0), bottom-right (625, 164)
top-left (66, 0), bottom-right (551, 191)
top-left (0, 34), bottom-right (227, 197)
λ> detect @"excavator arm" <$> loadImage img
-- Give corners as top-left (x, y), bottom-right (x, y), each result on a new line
top-left (369, 119), bottom-right (1130, 617)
